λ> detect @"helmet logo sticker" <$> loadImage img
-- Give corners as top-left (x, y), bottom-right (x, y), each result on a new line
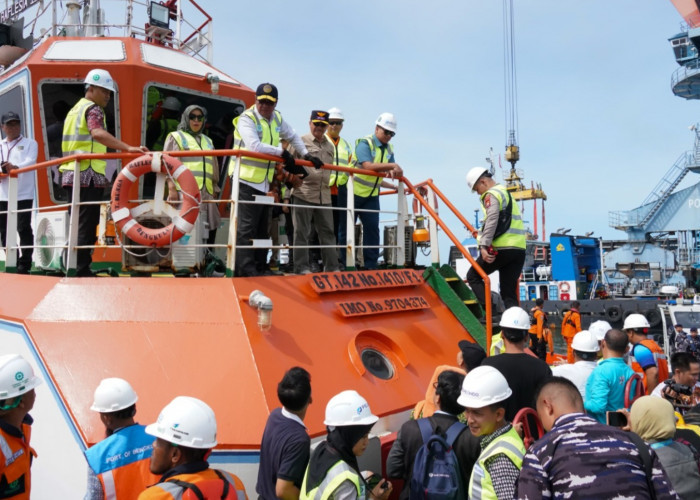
top-left (93, 74), bottom-right (100, 81)
top-left (15, 371), bottom-right (23, 381)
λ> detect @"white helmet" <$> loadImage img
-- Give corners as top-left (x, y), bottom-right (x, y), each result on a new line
top-left (324, 390), bottom-right (379, 426)
top-left (571, 330), bottom-right (600, 353)
top-left (90, 378), bottom-right (138, 413)
top-left (589, 320), bottom-right (612, 341)
top-left (457, 366), bottom-right (512, 408)
top-left (146, 396), bottom-right (217, 449)
top-left (0, 354), bottom-right (42, 400)
top-left (162, 96), bottom-right (181, 111)
top-left (84, 69), bottom-right (115, 92)
top-left (623, 313), bottom-right (650, 331)
top-left (328, 107), bottom-right (344, 121)
top-left (500, 306), bottom-right (531, 330)
top-left (375, 112), bottom-right (397, 133)
top-left (466, 166), bottom-right (489, 191)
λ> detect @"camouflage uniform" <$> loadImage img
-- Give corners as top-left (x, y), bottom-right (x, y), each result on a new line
top-left (516, 412), bottom-right (679, 499)
top-left (675, 331), bottom-right (690, 354)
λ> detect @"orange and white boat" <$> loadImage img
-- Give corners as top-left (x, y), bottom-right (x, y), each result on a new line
top-left (0, 1), bottom-right (495, 496)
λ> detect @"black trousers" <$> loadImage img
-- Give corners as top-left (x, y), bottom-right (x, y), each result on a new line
top-left (0, 199), bottom-right (34, 271)
top-left (466, 247), bottom-right (526, 310)
top-left (66, 183), bottom-right (104, 276)
top-left (235, 183), bottom-right (271, 277)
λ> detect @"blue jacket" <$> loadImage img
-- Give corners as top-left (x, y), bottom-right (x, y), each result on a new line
top-left (584, 357), bottom-right (636, 423)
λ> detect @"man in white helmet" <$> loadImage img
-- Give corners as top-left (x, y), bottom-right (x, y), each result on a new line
top-left (83, 378), bottom-right (157, 500)
top-left (138, 396), bottom-right (247, 499)
top-left (325, 108), bottom-right (353, 246)
top-left (0, 354), bottom-right (42, 499)
top-left (464, 166), bottom-right (526, 315)
top-left (481, 307), bottom-right (551, 421)
top-left (624, 313), bottom-right (669, 394)
top-left (338, 113), bottom-right (402, 269)
top-left (60, 68), bottom-right (148, 277)
top-left (458, 365), bottom-right (525, 500)
top-left (551, 330), bottom-right (599, 399)
top-left (589, 320), bottom-right (612, 355)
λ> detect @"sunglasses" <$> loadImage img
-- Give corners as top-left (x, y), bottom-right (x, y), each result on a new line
top-left (313, 122), bottom-right (328, 127)
top-left (328, 121), bottom-right (343, 126)
top-left (189, 114), bottom-right (204, 121)
top-left (381, 127), bottom-right (395, 138)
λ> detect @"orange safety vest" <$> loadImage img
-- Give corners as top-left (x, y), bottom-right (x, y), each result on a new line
top-left (138, 468), bottom-right (248, 500)
top-left (0, 421), bottom-right (36, 500)
top-left (630, 339), bottom-right (670, 389)
top-left (529, 308), bottom-right (547, 340)
top-left (561, 310), bottom-right (581, 340)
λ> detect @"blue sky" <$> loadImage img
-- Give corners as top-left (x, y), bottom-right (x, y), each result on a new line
top-left (197, 2), bottom-right (696, 254)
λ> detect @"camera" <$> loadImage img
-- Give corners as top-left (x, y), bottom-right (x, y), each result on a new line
top-left (0, 162), bottom-right (7, 174)
top-left (664, 378), bottom-right (692, 396)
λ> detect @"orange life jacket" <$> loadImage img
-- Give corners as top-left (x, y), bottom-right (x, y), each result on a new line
top-left (0, 421), bottom-right (36, 500)
top-left (561, 310), bottom-right (581, 340)
top-left (630, 339), bottom-right (669, 390)
top-left (138, 468), bottom-right (248, 500)
top-left (529, 308), bottom-right (547, 339)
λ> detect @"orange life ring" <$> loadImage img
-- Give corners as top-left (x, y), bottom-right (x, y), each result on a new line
top-left (110, 153), bottom-right (201, 247)
top-left (559, 281), bottom-right (570, 293)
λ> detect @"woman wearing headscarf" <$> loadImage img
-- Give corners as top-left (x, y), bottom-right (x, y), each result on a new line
top-left (164, 104), bottom-right (220, 246)
top-left (630, 396), bottom-right (700, 499)
top-left (300, 390), bottom-right (393, 500)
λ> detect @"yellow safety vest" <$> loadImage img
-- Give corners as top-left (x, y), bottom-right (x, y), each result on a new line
top-left (299, 460), bottom-right (363, 500)
top-left (230, 106), bottom-right (281, 182)
top-left (59, 97), bottom-right (107, 174)
top-left (353, 135), bottom-right (393, 197)
top-left (328, 136), bottom-right (353, 187)
top-left (468, 427), bottom-right (525, 500)
top-left (489, 332), bottom-right (506, 356)
top-left (171, 131), bottom-right (216, 195)
top-left (479, 184), bottom-right (526, 249)
top-left (153, 118), bottom-right (180, 152)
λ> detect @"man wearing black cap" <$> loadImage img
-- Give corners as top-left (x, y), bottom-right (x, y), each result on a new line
top-left (288, 111), bottom-right (339, 274)
top-left (231, 83), bottom-right (325, 277)
top-left (0, 112), bottom-right (38, 274)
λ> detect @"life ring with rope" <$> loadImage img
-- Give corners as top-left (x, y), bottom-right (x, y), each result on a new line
top-left (559, 281), bottom-right (570, 293)
top-left (110, 153), bottom-right (201, 248)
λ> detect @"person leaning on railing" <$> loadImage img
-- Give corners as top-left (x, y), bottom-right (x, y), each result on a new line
top-left (59, 68), bottom-right (148, 277)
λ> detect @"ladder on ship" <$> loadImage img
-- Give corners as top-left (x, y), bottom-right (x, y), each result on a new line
top-left (638, 155), bottom-right (689, 227)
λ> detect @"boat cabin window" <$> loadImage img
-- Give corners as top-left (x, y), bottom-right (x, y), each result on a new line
top-left (141, 84), bottom-right (244, 198)
top-left (0, 86), bottom-right (27, 138)
top-left (39, 82), bottom-right (118, 203)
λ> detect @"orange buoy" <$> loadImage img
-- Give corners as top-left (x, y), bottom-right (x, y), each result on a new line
top-left (110, 153), bottom-right (201, 247)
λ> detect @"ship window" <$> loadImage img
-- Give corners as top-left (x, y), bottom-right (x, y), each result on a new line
top-left (38, 81), bottom-right (118, 203)
top-left (141, 84), bottom-right (245, 198)
top-left (0, 86), bottom-right (27, 138)
top-left (360, 348), bottom-right (394, 380)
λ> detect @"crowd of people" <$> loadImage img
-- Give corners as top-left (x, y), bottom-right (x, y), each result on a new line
top-left (4, 303), bottom-right (700, 499)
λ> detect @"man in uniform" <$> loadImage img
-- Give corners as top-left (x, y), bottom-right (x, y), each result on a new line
top-left (0, 112), bottom-right (38, 274)
top-left (231, 83), bottom-right (323, 277)
top-left (289, 111), bottom-right (339, 274)
top-left (561, 301), bottom-right (582, 363)
top-left (60, 68), bottom-right (147, 276)
top-left (465, 167), bottom-right (526, 315)
top-left (624, 313), bottom-right (669, 394)
top-left (325, 108), bottom-right (353, 245)
top-left (139, 396), bottom-right (247, 499)
top-left (338, 112), bottom-right (402, 269)
top-left (84, 378), bottom-right (157, 499)
top-left (0, 354), bottom-right (42, 499)
top-left (528, 298), bottom-right (547, 360)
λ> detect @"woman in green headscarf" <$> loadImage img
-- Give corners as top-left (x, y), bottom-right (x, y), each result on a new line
top-left (164, 104), bottom-right (220, 245)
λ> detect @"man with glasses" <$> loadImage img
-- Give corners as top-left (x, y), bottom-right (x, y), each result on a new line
top-left (0, 112), bottom-right (37, 274)
top-left (231, 83), bottom-right (324, 277)
top-left (339, 112), bottom-right (402, 269)
top-left (287, 111), bottom-right (339, 274)
top-left (325, 108), bottom-right (353, 245)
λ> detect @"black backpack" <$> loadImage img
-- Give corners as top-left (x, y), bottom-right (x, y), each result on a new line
top-left (409, 419), bottom-right (466, 500)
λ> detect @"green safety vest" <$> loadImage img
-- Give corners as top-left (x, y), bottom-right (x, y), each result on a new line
top-left (479, 184), bottom-right (527, 249)
top-left (153, 117), bottom-right (180, 151)
top-left (59, 97), bottom-right (107, 174)
top-left (353, 135), bottom-right (393, 197)
top-left (300, 460), bottom-right (363, 500)
top-left (468, 427), bottom-right (525, 500)
top-left (230, 106), bottom-right (281, 182)
top-left (171, 131), bottom-right (216, 195)
top-left (328, 136), bottom-right (353, 187)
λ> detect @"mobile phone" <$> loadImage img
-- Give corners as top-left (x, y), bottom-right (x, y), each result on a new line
top-left (606, 411), bottom-right (628, 427)
top-left (366, 475), bottom-right (383, 490)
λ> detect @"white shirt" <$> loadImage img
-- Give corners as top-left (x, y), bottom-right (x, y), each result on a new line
top-left (0, 135), bottom-right (38, 201)
top-left (237, 106), bottom-right (308, 193)
top-left (552, 360), bottom-right (597, 400)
